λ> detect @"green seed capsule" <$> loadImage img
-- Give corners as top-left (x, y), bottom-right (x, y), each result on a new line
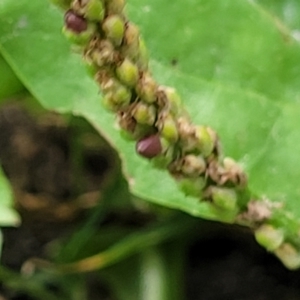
top-left (62, 22), bottom-right (96, 45)
top-left (84, 0), bottom-right (105, 21)
top-left (132, 102), bottom-right (156, 126)
top-left (121, 22), bottom-right (140, 60)
top-left (180, 154), bottom-right (206, 177)
top-left (71, 0), bottom-right (104, 21)
top-left (194, 126), bottom-right (214, 157)
top-left (211, 187), bottom-right (237, 211)
top-left (100, 78), bottom-right (132, 111)
top-left (102, 86), bottom-right (131, 111)
top-left (158, 114), bottom-right (178, 143)
top-left (116, 58), bottom-right (139, 87)
top-left (102, 15), bottom-right (125, 47)
top-left (177, 177), bottom-right (206, 198)
top-left (274, 243), bottom-right (300, 270)
top-left (136, 37), bottom-right (149, 70)
top-left (105, 0), bottom-right (125, 14)
top-left (255, 224), bottom-right (284, 251)
top-left (164, 87), bottom-right (182, 116)
top-left (136, 73), bottom-right (157, 104)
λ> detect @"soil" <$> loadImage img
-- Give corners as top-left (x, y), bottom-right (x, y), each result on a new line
top-left (1, 104), bottom-right (300, 300)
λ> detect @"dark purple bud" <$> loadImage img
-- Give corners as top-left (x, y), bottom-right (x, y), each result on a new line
top-left (64, 10), bottom-right (88, 33)
top-left (136, 134), bottom-right (162, 158)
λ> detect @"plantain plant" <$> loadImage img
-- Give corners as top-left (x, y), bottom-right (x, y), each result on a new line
top-left (1, 0), bottom-right (300, 298)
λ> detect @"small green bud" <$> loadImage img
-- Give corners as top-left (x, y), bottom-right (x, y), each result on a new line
top-left (194, 126), bottom-right (214, 157)
top-left (105, 0), bottom-right (125, 14)
top-left (274, 243), bottom-right (300, 270)
top-left (100, 79), bottom-right (131, 111)
top-left (132, 102), bottom-right (156, 126)
top-left (177, 117), bottom-right (197, 152)
top-left (102, 93), bottom-right (117, 111)
top-left (158, 114), bottom-right (179, 143)
top-left (136, 37), bottom-right (149, 70)
top-left (72, 0), bottom-right (104, 21)
top-left (158, 86), bottom-right (182, 116)
top-left (102, 88), bottom-right (131, 111)
top-left (84, 0), bottom-right (105, 21)
top-left (116, 58), bottom-right (139, 87)
top-left (136, 73), bottom-right (157, 104)
top-left (177, 177), bottom-right (206, 198)
top-left (102, 15), bottom-right (125, 47)
top-left (49, 0), bottom-right (72, 9)
top-left (255, 224), bottom-right (284, 251)
top-left (210, 187), bottom-right (237, 211)
top-left (180, 154), bottom-right (206, 177)
top-left (121, 22), bottom-right (140, 60)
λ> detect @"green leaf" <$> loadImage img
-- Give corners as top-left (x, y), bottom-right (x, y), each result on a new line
top-left (0, 0), bottom-right (300, 225)
top-left (0, 168), bottom-right (20, 226)
top-left (0, 54), bottom-right (24, 100)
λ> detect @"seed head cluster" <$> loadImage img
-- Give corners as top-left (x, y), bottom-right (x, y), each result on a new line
top-left (61, 0), bottom-right (248, 211)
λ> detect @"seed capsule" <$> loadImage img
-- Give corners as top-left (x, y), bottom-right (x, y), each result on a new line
top-left (194, 126), bottom-right (214, 157)
top-left (136, 73), bottom-right (157, 104)
top-left (210, 187), bottom-right (237, 211)
top-left (136, 134), bottom-right (162, 158)
top-left (136, 37), bottom-right (149, 70)
top-left (177, 177), bottom-right (206, 197)
top-left (102, 88), bottom-right (131, 111)
top-left (89, 40), bottom-right (116, 67)
top-left (255, 224), bottom-right (284, 251)
top-left (158, 113), bottom-right (178, 143)
top-left (158, 87), bottom-right (182, 116)
top-left (105, 0), bottom-right (125, 14)
top-left (100, 77), bottom-right (132, 111)
top-left (85, 0), bottom-right (105, 21)
top-left (116, 58), bottom-right (139, 87)
top-left (71, 0), bottom-right (105, 21)
top-left (121, 22), bottom-right (140, 60)
top-left (180, 154), bottom-right (206, 177)
top-left (102, 15), bottom-right (125, 47)
top-left (64, 10), bottom-right (88, 33)
top-left (132, 102), bottom-right (156, 126)
top-left (63, 11), bottom-right (96, 45)
top-left (117, 111), bottom-right (154, 140)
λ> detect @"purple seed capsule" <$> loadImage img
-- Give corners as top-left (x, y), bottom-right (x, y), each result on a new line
top-left (64, 10), bottom-right (88, 33)
top-left (136, 134), bottom-right (162, 158)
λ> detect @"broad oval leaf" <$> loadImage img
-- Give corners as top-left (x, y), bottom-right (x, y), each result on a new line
top-left (0, 0), bottom-right (300, 224)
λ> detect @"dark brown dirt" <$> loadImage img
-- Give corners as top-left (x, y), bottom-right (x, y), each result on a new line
top-left (0, 104), bottom-right (114, 299)
top-left (186, 225), bottom-right (300, 300)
